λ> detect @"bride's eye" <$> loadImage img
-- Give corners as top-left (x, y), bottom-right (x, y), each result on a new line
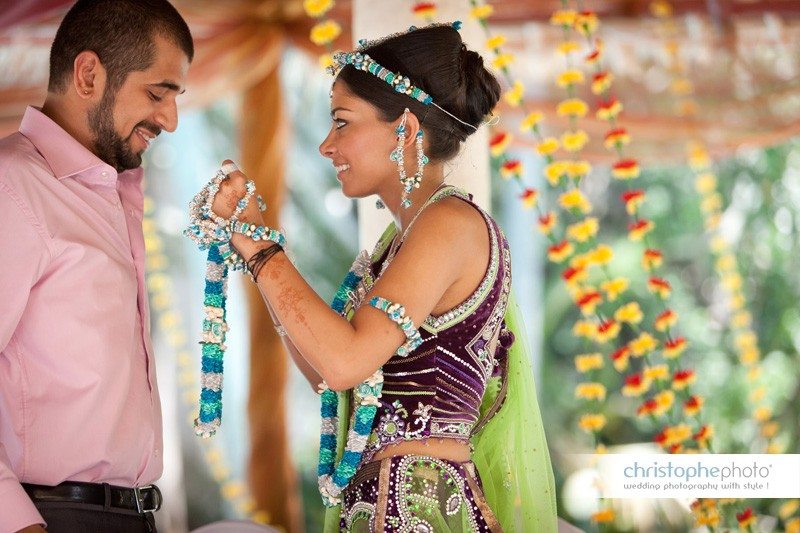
top-left (333, 118), bottom-right (347, 129)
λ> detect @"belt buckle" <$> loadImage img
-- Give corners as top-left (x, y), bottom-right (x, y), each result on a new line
top-left (133, 485), bottom-right (162, 514)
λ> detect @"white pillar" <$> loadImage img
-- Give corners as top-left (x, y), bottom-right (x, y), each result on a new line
top-left (352, 0), bottom-right (492, 249)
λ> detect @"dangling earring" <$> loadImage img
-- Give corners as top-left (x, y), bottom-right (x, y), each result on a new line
top-left (390, 108), bottom-right (428, 209)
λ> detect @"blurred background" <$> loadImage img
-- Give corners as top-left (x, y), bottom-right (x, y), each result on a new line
top-left (1, 0), bottom-right (798, 531)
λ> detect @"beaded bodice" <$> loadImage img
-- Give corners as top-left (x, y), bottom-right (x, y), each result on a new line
top-left (357, 187), bottom-right (513, 460)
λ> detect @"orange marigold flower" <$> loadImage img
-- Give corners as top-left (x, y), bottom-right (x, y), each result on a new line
top-left (785, 517), bottom-right (800, 533)
top-left (629, 332), bottom-right (658, 357)
top-left (615, 302), bottom-right (643, 324)
top-left (596, 97), bottom-right (623, 121)
top-left (412, 2), bottom-right (437, 18)
top-left (612, 158), bottom-right (641, 180)
top-left (736, 508), bottom-right (756, 529)
top-left (622, 372), bottom-right (652, 396)
top-left (642, 248), bottom-right (663, 271)
top-left (692, 425), bottom-right (714, 448)
top-left (604, 127), bottom-right (630, 150)
top-left (562, 265), bottom-right (588, 287)
top-left (664, 336), bottom-right (687, 358)
top-left (654, 309), bottom-right (678, 332)
top-left (575, 382), bottom-right (606, 401)
top-left (489, 131), bottom-right (512, 157)
top-left (658, 423), bottom-right (692, 447)
top-left (589, 245), bottom-right (614, 267)
top-left (575, 353), bottom-right (604, 373)
top-left (500, 159), bottom-right (523, 180)
top-left (537, 212), bottom-right (557, 235)
top-left (684, 395), bottom-right (704, 417)
top-left (591, 72), bottom-right (613, 95)
top-left (644, 364), bottom-right (670, 382)
top-left (600, 277), bottom-right (628, 301)
top-left (672, 368), bottom-right (696, 390)
top-left (611, 346), bottom-right (630, 372)
top-left (573, 319), bottom-right (597, 340)
top-left (575, 11), bottom-right (599, 36)
top-left (578, 413), bottom-right (606, 432)
top-left (591, 508), bottom-right (615, 523)
top-left (520, 188), bottom-right (538, 209)
top-left (548, 240), bottom-right (574, 263)
top-left (576, 291), bottom-right (603, 316)
top-left (628, 219), bottom-right (654, 241)
top-left (559, 188), bottom-right (592, 213)
top-left (557, 98), bottom-right (589, 118)
top-left (566, 217), bottom-right (599, 243)
top-left (637, 398), bottom-right (658, 417)
top-left (621, 189), bottom-right (645, 215)
top-left (653, 390), bottom-right (675, 416)
top-left (595, 319), bottom-right (620, 343)
top-left (648, 276), bottom-right (672, 299)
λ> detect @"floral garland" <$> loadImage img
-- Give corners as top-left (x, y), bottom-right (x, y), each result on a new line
top-left (303, 0), bottom-right (343, 70)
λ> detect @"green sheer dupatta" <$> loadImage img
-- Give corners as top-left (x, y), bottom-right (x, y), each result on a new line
top-left (471, 292), bottom-right (558, 532)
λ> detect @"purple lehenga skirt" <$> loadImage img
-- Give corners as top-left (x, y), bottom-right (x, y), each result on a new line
top-left (340, 455), bottom-right (503, 532)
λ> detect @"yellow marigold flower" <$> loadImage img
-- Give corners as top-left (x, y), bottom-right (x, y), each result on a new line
top-left (310, 20), bottom-right (342, 46)
top-left (470, 4), bottom-right (494, 20)
top-left (591, 72), bottom-right (613, 95)
top-left (573, 319), bottom-right (597, 339)
top-left (778, 500), bottom-right (799, 520)
top-left (705, 213), bottom-right (721, 231)
top-left (695, 172), bottom-right (717, 194)
top-left (559, 188), bottom-right (592, 214)
top-left (663, 337), bottom-right (687, 360)
top-left (567, 160), bottom-right (592, 179)
top-left (663, 423), bottom-right (693, 446)
top-left (749, 387), bottom-right (765, 403)
top-left (600, 277), bottom-right (628, 301)
top-left (761, 421), bottom-right (779, 439)
top-left (653, 390), bottom-right (675, 416)
top-left (591, 508), bottom-right (615, 523)
top-left (303, 0), bottom-right (334, 17)
top-left (767, 442), bottom-right (785, 454)
top-left (569, 253), bottom-right (591, 270)
top-left (735, 331), bottom-right (757, 350)
top-left (557, 40), bottom-right (580, 54)
top-left (492, 53), bottom-right (514, 70)
top-left (716, 253), bottom-right (736, 272)
top-left (550, 9), bottom-right (577, 27)
top-left (747, 366), bottom-right (761, 382)
top-left (596, 98), bottom-right (623, 121)
top-left (654, 309), bottom-right (678, 332)
top-left (740, 346), bottom-right (760, 366)
top-left (547, 240), bottom-right (574, 263)
top-left (671, 78), bottom-right (693, 96)
top-left (787, 517), bottom-right (800, 533)
top-left (489, 131), bottom-right (512, 157)
top-left (596, 319), bottom-right (620, 343)
top-left (575, 11), bottom-right (599, 36)
top-left (318, 53), bottom-right (335, 70)
top-left (556, 69), bottom-right (585, 88)
top-left (567, 217), bottom-right (599, 243)
top-left (536, 137), bottom-right (560, 156)
top-left (486, 34), bottom-right (506, 50)
top-left (645, 364), bottom-right (670, 381)
top-left (537, 212), bottom-right (557, 235)
top-left (701, 193), bottom-right (722, 214)
top-left (688, 142), bottom-right (711, 170)
top-left (710, 235), bottom-right (727, 253)
top-left (575, 382), bottom-right (606, 401)
top-left (753, 406), bottom-right (772, 423)
top-left (630, 332), bottom-right (658, 357)
top-left (722, 272), bottom-right (743, 291)
top-left (730, 293), bottom-right (746, 310)
top-left (557, 98), bottom-right (589, 118)
top-left (615, 302), bottom-right (643, 324)
top-left (589, 245), bottom-right (614, 267)
top-left (575, 353), bottom-right (604, 373)
top-left (561, 130), bottom-right (589, 152)
top-left (520, 111), bottom-right (544, 133)
top-left (578, 413), bottom-right (606, 433)
top-left (504, 80), bottom-right (524, 107)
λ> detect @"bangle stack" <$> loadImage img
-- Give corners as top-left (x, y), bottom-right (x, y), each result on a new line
top-left (184, 163), bottom-right (287, 437)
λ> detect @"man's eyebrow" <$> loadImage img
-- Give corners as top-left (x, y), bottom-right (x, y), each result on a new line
top-left (150, 81), bottom-right (186, 94)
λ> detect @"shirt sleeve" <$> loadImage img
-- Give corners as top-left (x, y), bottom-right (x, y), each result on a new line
top-left (0, 183), bottom-right (49, 532)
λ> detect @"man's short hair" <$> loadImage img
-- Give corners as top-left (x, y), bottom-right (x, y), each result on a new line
top-left (48, 0), bottom-right (194, 94)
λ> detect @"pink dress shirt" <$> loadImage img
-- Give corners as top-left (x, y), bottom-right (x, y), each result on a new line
top-left (0, 107), bottom-right (163, 532)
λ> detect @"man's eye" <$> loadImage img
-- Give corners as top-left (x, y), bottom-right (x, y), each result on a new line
top-left (148, 91), bottom-right (163, 102)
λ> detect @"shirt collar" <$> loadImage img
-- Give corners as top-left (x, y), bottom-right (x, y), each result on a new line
top-left (17, 106), bottom-right (140, 184)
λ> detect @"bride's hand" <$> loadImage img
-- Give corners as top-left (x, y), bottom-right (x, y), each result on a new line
top-left (211, 160), bottom-right (265, 227)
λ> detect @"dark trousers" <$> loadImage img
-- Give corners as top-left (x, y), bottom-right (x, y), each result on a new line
top-left (33, 502), bottom-right (157, 533)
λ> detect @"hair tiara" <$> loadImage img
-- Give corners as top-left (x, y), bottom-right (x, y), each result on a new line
top-left (327, 21), bottom-right (481, 132)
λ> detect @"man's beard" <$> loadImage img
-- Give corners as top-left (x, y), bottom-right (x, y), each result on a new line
top-left (87, 87), bottom-right (143, 172)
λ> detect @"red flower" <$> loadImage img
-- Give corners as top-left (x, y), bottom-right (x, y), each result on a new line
top-left (672, 368), bottom-right (696, 390)
top-left (637, 398), bottom-right (658, 417)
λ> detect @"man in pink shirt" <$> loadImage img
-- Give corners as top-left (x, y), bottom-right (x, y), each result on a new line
top-left (0, 1), bottom-right (192, 531)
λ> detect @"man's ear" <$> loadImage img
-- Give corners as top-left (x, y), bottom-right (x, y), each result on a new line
top-left (73, 50), bottom-right (107, 100)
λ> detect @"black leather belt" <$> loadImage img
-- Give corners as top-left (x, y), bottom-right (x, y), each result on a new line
top-left (22, 481), bottom-right (162, 514)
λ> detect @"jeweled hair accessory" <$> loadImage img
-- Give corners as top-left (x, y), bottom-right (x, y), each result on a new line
top-left (327, 21), bottom-right (479, 132)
